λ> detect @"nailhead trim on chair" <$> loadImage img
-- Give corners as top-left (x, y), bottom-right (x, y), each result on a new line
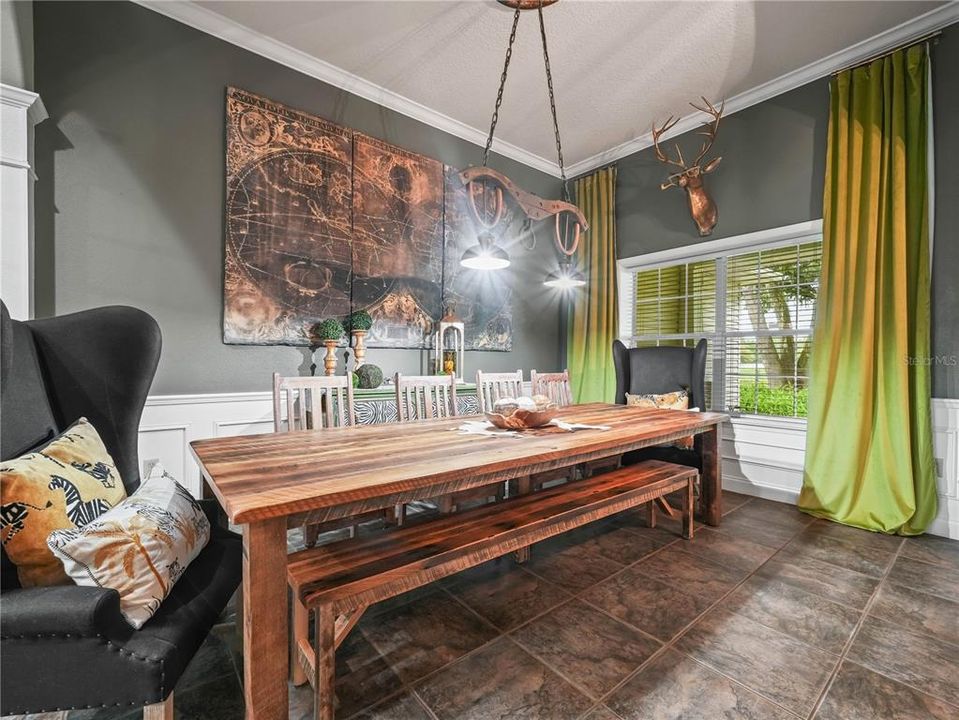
top-left (0, 632), bottom-right (166, 713)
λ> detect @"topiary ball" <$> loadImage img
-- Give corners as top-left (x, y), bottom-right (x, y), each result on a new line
top-left (315, 318), bottom-right (344, 341)
top-left (346, 309), bottom-right (373, 332)
top-left (350, 371), bottom-right (360, 388)
top-left (355, 363), bottom-right (383, 389)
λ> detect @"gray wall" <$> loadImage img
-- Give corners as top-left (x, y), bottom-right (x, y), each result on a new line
top-left (32, 1), bottom-right (564, 395)
top-left (1, 0), bottom-right (33, 90)
top-left (614, 24), bottom-right (959, 398)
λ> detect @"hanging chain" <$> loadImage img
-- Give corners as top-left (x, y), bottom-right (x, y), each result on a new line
top-left (538, 5), bottom-right (570, 201)
top-left (482, 7), bottom-right (522, 167)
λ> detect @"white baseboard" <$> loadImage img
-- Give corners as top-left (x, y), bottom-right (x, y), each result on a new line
top-left (139, 392), bottom-right (959, 539)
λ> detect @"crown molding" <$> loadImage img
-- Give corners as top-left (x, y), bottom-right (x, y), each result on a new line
top-left (133, 1), bottom-right (958, 180)
top-left (132, 0), bottom-right (563, 177)
top-left (566, 1), bottom-right (959, 177)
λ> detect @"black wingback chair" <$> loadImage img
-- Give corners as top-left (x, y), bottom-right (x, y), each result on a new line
top-left (612, 338), bottom-right (708, 469)
top-left (1, 301), bottom-right (242, 717)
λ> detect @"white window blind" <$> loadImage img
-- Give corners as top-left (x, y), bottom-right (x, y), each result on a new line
top-left (628, 238), bottom-right (822, 419)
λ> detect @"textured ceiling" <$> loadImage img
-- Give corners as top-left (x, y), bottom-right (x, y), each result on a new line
top-left (193, 0), bottom-right (945, 171)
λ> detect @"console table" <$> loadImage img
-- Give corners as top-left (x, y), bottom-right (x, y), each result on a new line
top-left (352, 383), bottom-right (480, 424)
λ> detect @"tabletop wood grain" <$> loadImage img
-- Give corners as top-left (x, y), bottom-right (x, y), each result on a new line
top-left (190, 402), bottom-right (728, 524)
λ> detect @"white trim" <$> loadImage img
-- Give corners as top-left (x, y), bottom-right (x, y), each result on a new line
top-left (133, 2), bottom-right (959, 179)
top-left (144, 391), bottom-right (272, 407)
top-left (132, 0), bottom-right (561, 177)
top-left (618, 219), bottom-right (824, 273)
top-left (567, 2), bottom-right (959, 176)
top-left (0, 83), bottom-right (45, 321)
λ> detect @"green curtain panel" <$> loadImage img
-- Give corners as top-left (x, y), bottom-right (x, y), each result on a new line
top-left (800, 44), bottom-right (937, 535)
top-left (568, 166), bottom-right (618, 403)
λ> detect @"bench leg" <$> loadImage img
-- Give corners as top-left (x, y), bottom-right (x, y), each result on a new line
top-left (143, 693), bottom-right (173, 720)
top-left (292, 598), bottom-right (309, 686)
top-left (646, 501), bottom-right (657, 528)
top-left (304, 523), bottom-right (320, 548)
top-left (514, 545), bottom-right (530, 564)
top-left (314, 605), bottom-right (336, 720)
top-left (683, 477), bottom-right (695, 540)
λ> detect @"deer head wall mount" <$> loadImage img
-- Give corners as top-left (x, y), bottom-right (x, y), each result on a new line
top-left (652, 97), bottom-right (724, 236)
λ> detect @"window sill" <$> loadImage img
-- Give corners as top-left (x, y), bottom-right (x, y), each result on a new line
top-left (725, 414), bottom-right (808, 433)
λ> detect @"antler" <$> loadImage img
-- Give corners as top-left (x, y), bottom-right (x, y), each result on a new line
top-left (688, 96), bottom-right (724, 166)
top-left (651, 115), bottom-right (686, 172)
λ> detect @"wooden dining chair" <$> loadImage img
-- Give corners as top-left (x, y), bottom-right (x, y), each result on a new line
top-left (394, 373), bottom-right (503, 513)
top-left (531, 369), bottom-right (621, 480)
top-left (273, 374), bottom-right (392, 545)
top-left (475, 369), bottom-right (525, 412)
top-left (394, 372), bottom-right (459, 421)
top-left (530, 369), bottom-right (573, 406)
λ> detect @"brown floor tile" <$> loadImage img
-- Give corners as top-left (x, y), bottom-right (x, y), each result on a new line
top-left (582, 706), bottom-right (622, 720)
top-left (805, 518), bottom-right (905, 553)
top-left (683, 528), bottom-right (779, 574)
top-left (677, 608), bottom-right (837, 717)
top-left (359, 591), bottom-right (498, 686)
top-left (583, 567), bottom-right (715, 641)
top-left (350, 692), bottom-right (433, 720)
top-left (722, 490), bottom-right (752, 514)
top-left (847, 616), bottom-right (959, 707)
top-left (886, 556), bottom-right (959, 602)
top-left (607, 648), bottom-right (796, 720)
top-left (722, 576), bottom-right (861, 654)
top-left (733, 498), bottom-right (813, 532)
top-left (713, 511), bottom-right (803, 549)
top-left (781, 530), bottom-right (895, 578)
top-left (415, 637), bottom-right (593, 719)
top-left (334, 629), bottom-right (407, 718)
top-left (525, 535), bottom-right (627, 592)
top-left (511, 599), bottom-right (661, 699)
top-left (447, 559), bottom-right (570, 631)
top-left (900, 534), bottom-right (959, 571)
top-left (870, 581), bottom-right (959, 647)
top-left (575, 521), bottom-right (680, 564)
top-left (815, 661), bottom-right (958, 720)
top-left (632, 545), bottom-right (745, 600)
top-left (754, 555), bottom-right (879, 609)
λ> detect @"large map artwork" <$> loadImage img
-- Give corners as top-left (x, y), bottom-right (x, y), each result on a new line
top-left (224, 88), bottom-right (511, 350)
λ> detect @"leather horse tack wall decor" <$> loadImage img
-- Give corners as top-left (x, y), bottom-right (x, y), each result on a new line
top-left (651, 97), bottom-right (725, 237)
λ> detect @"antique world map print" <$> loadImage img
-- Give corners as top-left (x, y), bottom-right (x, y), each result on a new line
top-left (224, 87), bottom-right (511, 350)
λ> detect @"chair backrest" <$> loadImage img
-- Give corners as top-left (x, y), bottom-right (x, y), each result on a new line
top-left (272, 373), bottom-right (355, 432)
top-left (394, 373), bottom-right (458, 422)
top-left (530, 369), bottom-right (573, 407)
top-left (1, 301), bottom-right (161, 590)
top-left (475, 369), bottom-right (524, 412)
top-left (611, 339), bottom-right (708, 409)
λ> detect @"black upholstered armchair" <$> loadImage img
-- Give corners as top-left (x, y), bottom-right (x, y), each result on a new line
top-left (612, 338), bottom-right (708, 469)
top-left (0, 302), bottom-right (242, 717)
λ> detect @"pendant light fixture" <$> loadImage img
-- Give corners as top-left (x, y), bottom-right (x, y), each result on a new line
top-left (458, 0), bottom-right (588, 287)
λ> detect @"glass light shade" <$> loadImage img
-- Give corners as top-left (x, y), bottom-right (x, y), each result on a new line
top-left (460, 232), bottom-right (511, 270)
top-left (544, 262), bottom-right (586, 289)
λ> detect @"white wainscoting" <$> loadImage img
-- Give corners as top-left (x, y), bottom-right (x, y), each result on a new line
top-left (139, 393), bottom-right (959, 539)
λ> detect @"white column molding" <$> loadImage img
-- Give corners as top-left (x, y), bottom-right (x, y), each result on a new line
top-left (1, 83), bottom-right (47, 320)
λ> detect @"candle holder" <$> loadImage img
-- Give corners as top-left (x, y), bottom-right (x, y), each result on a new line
top-left (322, 340), bottom-right (338, 377)
top-left (433, 306), bottom-right (465, 382)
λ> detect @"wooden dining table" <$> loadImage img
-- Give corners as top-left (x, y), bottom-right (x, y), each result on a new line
top-left (190, 402), bottom-right (727, 720)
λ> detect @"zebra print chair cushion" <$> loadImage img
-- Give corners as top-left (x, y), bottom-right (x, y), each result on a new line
top-left (0, 417), bottom-right (126, 586)
top-left (47, 464), bottom-right (210, 628)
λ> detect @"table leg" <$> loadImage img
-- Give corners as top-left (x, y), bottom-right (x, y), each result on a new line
top-left (700, 424), bottom-right (722, 526)
top-left (243, 519), bottom-right (289, 720)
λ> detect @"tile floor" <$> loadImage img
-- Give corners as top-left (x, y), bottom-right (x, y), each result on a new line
top-left (21, 492), bottom-right (959, 719)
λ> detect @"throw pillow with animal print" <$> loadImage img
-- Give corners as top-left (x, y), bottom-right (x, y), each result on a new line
top-left (47, 463), bottom-right (210, 628)
top-left (0, 418), bottom-right (127, 586)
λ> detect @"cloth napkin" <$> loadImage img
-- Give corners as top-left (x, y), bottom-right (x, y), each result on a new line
top-left (549, 419), bottom-right (612, 432)
top-left (455, 420), bottom-right (523, 438)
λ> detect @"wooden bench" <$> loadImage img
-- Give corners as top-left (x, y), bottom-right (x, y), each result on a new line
top-left (287, 459), bottom-right (697, 720)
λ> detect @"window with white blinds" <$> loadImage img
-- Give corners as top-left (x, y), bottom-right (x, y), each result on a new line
top-left (626, 237), bottom-right (822, 419)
